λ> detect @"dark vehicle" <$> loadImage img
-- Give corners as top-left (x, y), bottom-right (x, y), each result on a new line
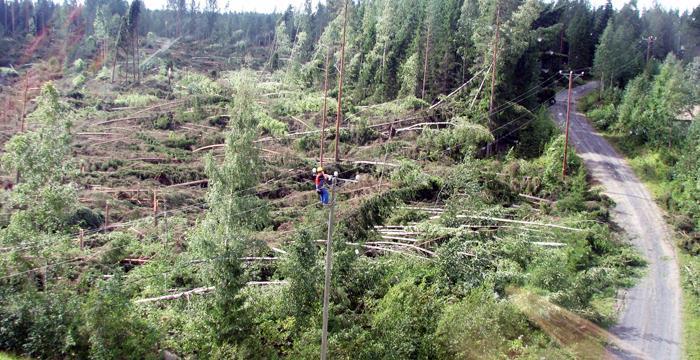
top-left (538, 87), bottom-right (557, 106)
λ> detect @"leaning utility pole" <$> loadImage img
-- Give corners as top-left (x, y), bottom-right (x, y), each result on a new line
top-left (334, 0), bottom-right (348, 164)
top-left (487, 3), bottom-right (500, 156)
top-left (561, 70), bottom-right (584, 178)
top-left (320, 46), bottom-right (331, 167)
top-left (320, 175), bottom-right (338, 360)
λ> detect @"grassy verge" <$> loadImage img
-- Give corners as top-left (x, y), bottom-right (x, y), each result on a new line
top-left (597, 132), bottom-right (700, 360)
top-left (679, 252), bottom-right (700, 359)
top-left (0, 353), bottom-right (28, 360)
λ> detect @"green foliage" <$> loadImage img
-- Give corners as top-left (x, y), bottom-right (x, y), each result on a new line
top-left (435, 286), bottom-right (529, 359)
top-left (515, 108), bottom-right (557, 158)
top-left (84, 279), bottom-right (159, 359)
top-left (257, 113), bottom-right (288, 138)
top-left (114, 93), bottom-right (159, 107)
top-left (371, 277), bottom-right (443, 358)
top-left (417, 119), bottom-right (493, 161)
top-left (72, 58), bottom-right (85, 73)
top-left (617, 54), bottom-right (687, 146)
top-left (587, 104), bottom-right (617, 130)
top-left (280, 231), bottom-right (319, 330)
top-left (1, 83), bottom-right (77, 237)
top-left (0, 291), bottom-right (84, 359)
top-left (176, 73), bottom-right (222, 97)
top-left (390, 159), bottom-right (433, 188)
top-left (96, 67), bottom-right (111, 81)
top-left (541, 135), bottom-right (583, 192)
top-left (72, 74), bottom-right (86, 88)
top-left (162, 132), bottom-right (196, 150)
top-left (271, 92), bottom-right (326, 117)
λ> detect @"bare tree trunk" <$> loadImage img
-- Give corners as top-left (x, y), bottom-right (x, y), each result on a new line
top-left (111, 21), bottom-right (124, 83)
top-left (135, 33), bottom-right (140, 83)
top-left (421, 22), bottom-right (431, 101)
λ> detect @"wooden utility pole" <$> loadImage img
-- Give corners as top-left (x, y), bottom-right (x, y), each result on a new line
top-left (562, 71), bottom-right (573, 179)
top-left (487, 3), bottom-right (500, 156)
top-left (320, 176), bottom-right (338, 360)
top-left (421, 21), bottom-right (431, 101)
top-left (334, 0), bottom-right (348, 164)
top-left (104, 202), bottom-right (110, 232)
top-left (646, 35), bottom-right (656, 64)
top-left (152, 190), bottom-right (158, 226)
top-left (320, 46), bottom-right (331, 167)
top-left (20, 73), bottom-right (28, 132)
top-left (111, 20), bottom-right (124, 83)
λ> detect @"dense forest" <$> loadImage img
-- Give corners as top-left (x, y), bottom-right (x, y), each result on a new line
top-left (0, 0), bottom-right (698, 358)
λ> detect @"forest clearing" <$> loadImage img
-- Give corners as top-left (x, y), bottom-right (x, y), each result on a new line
top-left (0, 0), bottom-right (698, 359)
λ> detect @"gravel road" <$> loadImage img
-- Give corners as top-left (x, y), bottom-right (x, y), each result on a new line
top-left (549, 82), bottom-right (682, 360)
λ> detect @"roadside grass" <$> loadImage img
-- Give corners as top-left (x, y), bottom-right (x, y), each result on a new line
top-left (0, 352), bottom-right (28, 360)
top-left (599, 132), bottom-right (700, 360)
top-left (679, 251), bottom-right (700, 359)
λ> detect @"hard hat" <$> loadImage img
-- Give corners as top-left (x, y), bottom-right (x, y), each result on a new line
top-left (317, 166), bottom-right (324, 173)
top-left (312, 167), bottom-right (317, 174)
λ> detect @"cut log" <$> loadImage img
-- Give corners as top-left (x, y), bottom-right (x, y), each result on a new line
top-left (518, 193), bottom-right (553, 204)
top-left (456, 215), bottom-right (582, 232)
top-left (167, 179), bottom-right (209, 188)
top-left (192, 144), bottom-right (225, 153)
top-left (379, 235), bottom-right (419, 242)
top-left (365, 241), bottom-right (435, 256)
top-left (395, 122), bottom-right (454, 133)
top-left (134, 286), bottom-right (214, 303)
top-left (134, 281), bottom-right (288, 304)
top-left (532, 242), bottom-right (566, 247)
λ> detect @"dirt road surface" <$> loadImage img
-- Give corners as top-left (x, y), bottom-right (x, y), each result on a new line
top-left (550, 82), bottom-right (682, 359)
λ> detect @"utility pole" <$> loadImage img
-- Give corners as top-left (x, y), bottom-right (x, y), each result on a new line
top-left (561, 70), bottom-right (584, 178)
top-left (421, 21), bottom-right (431, 102)
top-left (334, 0), bottom-right (348, 164)
top-left (487, 3), bottom-right (500, 156)
top-left (152, 190), bottom-right (158, 226)
top-left (320, 46), bottom-right (331, 167)
top-left (320, 174), bottom-right (338, 360)
top-left (104, 202), bottom-right (110, 233)
top-left (20, 73), bottom-right (28, 132)
top-left (646, 35), bottom-right (656, 64)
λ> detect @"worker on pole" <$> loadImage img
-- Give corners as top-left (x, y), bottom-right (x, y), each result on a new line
top-left (313, 167), bottom-right (333, 205)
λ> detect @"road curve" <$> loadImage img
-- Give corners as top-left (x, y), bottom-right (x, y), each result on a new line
top-left (549, 82), bottom-right (682, 360)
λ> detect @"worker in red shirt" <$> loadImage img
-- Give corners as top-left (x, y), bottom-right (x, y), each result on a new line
top-left (313, 167), bottom-right (331, 205)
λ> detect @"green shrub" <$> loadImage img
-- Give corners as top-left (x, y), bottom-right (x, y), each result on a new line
top-left (153, 114), bottom-right (176, 130)
top-left (372, 278), bottom-right (443, 358)
top-left (294, 134), bottom-right (319, 152)
top-left (435, 286), bottom-right (529, 359)
top-left (0, 291), bottom-right (85, 358)
top-left (83, 279), bottom-right (159, 360)
top-left (541, 135), bottom-right (583, 192)
top-left (417, 119), bottom-right (492, 161)
top-left (162, 132), bottom-right (196, 150)
top-left (390, 160), bottom-right (433, 188)
top-left (73, 58), bottom-right (85, 73)
top-left (176, 73), bottom-right (221, 97)
top-left (68, 207), bottom-right (104, 229)
top-left (114, 94), bottom-right (159, 107)
top-left (587, 104), bottom-right (617, 130)
top-left (96, 67), bottom-right (111, 80)
top-left (271, 92), bottom-right (325, 117)
top-left (72, 74), bottom-right (86, 88)
top-left (515, 108), bottom-right (557, 158)
top-left (257, 113), bottom-right (287, 138)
